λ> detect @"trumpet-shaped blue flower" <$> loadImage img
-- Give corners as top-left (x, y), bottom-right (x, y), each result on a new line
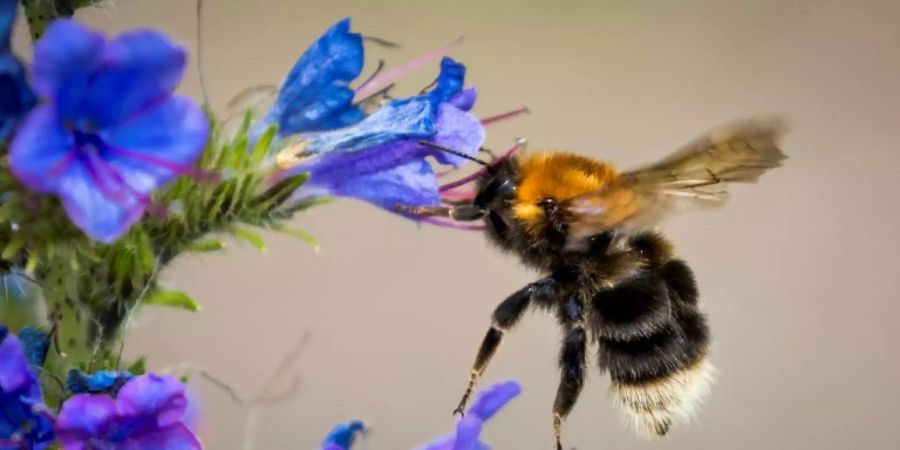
top-left (0, 0), bottom-right (37, 141)
top-left (279, 57), bottom-right (485, 215)
top-left (0, 325), bottom-right (55, 450)
top-left (55, 373), bottom-right (201, 450)
top-left (8, 20), bottom-right (209, 243)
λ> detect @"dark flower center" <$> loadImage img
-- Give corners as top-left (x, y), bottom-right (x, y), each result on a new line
top-left (72, 129), bottom-right (107, 156)
top-left (0, 74), bottom-right (26, 118)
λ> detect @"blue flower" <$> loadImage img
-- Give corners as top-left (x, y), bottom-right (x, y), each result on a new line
top-left (415, 380), bottom-right (521, 450)
top-left (8, 20), bottom-right (209, 243)
top-left (16, 326), bottom-right (49, 367)
top-left (55, 373), bottom-right (201, 450)
top-left (320, 420), bottom-right (366, 450)
top-left (255, 18), bottom-right (365, 139)
top-left (0, 325), bottom-right (55, 450)
top-left (0, 0), bottom-right (37, 141)
top-left (66, 369), bottom-right (135, 394)
top-left (278, 57), bottom-right (485, 216)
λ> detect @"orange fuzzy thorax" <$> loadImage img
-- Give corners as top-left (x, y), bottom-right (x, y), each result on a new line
top-left (513, 152), bottom-right (619, 225)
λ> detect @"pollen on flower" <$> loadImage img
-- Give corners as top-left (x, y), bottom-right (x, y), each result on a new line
top-left (276, 141), bottom-right (310, 169)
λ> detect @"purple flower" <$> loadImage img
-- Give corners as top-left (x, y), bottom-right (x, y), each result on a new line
top-left (0, 0), bottom-right (37, 140)
top-left (55, 373), bottom-right (201, 450)
top-left (279, 57), bottom-right (485, 216)
top-left (8, 20), bottom-right (209, 243)
top-left (0, 325), bottom-right (55, 450)
top-left (415, 380), bottom-right (521, 450)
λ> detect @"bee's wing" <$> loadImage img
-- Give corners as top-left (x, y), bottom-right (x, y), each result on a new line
top-left (564, 118), bottom-right (788, 239)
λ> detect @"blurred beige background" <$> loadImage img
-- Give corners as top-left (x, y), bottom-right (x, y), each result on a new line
top-left (16, 0), bottom-right (900, 449)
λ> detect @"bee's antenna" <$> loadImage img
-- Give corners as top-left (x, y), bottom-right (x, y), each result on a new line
top-left (417, 141), bottom-right (492, 167)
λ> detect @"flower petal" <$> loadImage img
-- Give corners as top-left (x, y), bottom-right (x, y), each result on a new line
top-left (31, 19), bottom-right (105, 117)
top-left (16, 327), bottom-right (49, 367)
top-left (0, 0), bottom-right (15, 50)
top-left (300, 97), bottom-right (437, 156)
top-left (0, 54), bottom-right (37, 140)
top-left (321, 420), bottom-right (366, 449)
top-left (310, 158), bottom-right (440, 211)
top-left (66, 370), bottom-right (135, 394)
top-left (0, 330), bottom-right (35, 395)
top-left (467, 380), bottom-right (521, 422)
top-left (126, 423), bottom-right (201, 450)
top-left (101, 95), bottom-right (208, 194)
top-left (449, 88), bottom-right (477, 112)
top-left (294, 139), bottom-right (421, 183)
top-left (56, 160), bottom-right (146, 243)
top-left (116, 374), bottom-right (188, 428)
top-left (424, 104), bottom-right (485, 167)
top-left (451, 415), bottom-right (484, 450)
top-left (429, 57), bottom-right (466, 104)
top-left (9, 104), bottom-right (76, 193)
top-left (82, 29), bottom-right (186, 128)
top-left (261, 18), bottom-right (364, 137)
top-left (55, 393), bottom-right (116, 446)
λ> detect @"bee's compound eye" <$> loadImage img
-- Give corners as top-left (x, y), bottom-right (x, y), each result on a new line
top-left (538, 198), bottom-right (558, 214)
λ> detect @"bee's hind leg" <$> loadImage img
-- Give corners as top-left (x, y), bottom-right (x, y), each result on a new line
top-left (453, 276), bottom-right (560, 416)
top-left (552, 294), bottom-right (587, 450)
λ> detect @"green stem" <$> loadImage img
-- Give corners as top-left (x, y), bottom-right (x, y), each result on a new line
top-left (19, 0), bottom-right (95, 40)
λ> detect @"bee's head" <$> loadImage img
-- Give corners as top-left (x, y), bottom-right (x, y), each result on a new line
top-left (472, 153), bottom-right (618, 269)
top-left (472, 157), bottom-right (522, 253)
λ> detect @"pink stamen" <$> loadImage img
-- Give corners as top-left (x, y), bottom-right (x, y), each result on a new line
top-left (440, 189), bottom-right (475, 202)
top-left (84, 150), bottom-right (164, 218)
top-left (480, 107), bottom-right (530, 126)
top-left (354, 36), bottom-right (465, 100)
top-left (421, 217), bottom-right (485, 231)
top-left (48, 150), bottom-right (78, 178)
top-left (438, 171), bottom-right (482, 192)
top-left (438, 140), bottom-right (525, 191)
top-left (106, 147), bottom-right (218, 182)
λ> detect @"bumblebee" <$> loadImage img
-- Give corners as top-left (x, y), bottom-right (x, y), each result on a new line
top-left (397, 118), bottom-right (787, 449)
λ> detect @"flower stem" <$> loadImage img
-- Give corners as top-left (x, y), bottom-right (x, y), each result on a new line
top-left (19, 0), bottom-right (97, 40)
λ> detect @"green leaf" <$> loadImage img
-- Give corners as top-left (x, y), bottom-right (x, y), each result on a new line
top-left (126, 356), bottom-right (148, 375)
top-left (272, 224), bottom-right (319, 252)
top-left (207, 180), bottom-right (235, 221)
top-left (143, 289), bottom-right (202, 312)
top-left (134, 228), bottom-right (156, 273)
top-left (255, 172), bottom-right (309, 211)
top-left (247, 125), bottom-right (277, 167)
top-left (231, 226), bottom-right (266, 251)
top-left (186, 239), bottom-right (227, 252)
top-left (2, 233), bottom-right (27, 260)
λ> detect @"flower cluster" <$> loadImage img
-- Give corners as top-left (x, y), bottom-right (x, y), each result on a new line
top-left (0, 1), bottom-right (528, 449)
top-left (260, 18), bottom-right (487, 220)
top-left (1, 325), bottom-right (201, 450)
